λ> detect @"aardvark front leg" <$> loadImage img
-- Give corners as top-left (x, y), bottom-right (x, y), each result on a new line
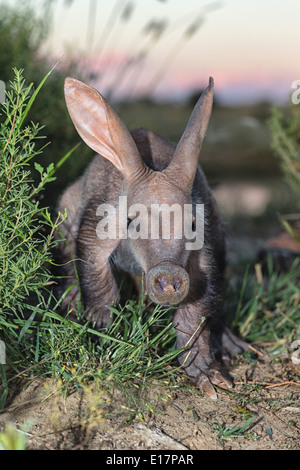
top-left (76, 206), bottom-right (119, 330)
top-left (173, 303), bottom-right (234, 400)
top-left (173, 249), bottom-right (235, 400)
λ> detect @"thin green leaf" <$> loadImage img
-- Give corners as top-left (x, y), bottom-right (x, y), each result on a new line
top-left (16, 60), bottom-right (60, 132)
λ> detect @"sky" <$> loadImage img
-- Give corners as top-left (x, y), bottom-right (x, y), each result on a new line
top-left (21, 0), bottom-right (300, 104)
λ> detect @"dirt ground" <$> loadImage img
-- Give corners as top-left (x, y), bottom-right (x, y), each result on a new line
top-left (1, 355), bottom-right (299, 450)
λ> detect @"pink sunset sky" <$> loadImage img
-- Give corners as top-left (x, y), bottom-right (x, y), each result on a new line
top-left (39, 0), bottom-right (300, 104)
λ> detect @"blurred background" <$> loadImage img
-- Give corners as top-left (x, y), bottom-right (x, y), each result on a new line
top-left (1, 0), bottom-right (300, 264)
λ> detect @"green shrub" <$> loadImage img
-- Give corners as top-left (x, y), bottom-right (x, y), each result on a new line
top-left (270, 106), bottom-right (300, 203)
top-left (0, 68), bottom-right (64, 323)
top-left (0, 68), bottom-right (68, 406)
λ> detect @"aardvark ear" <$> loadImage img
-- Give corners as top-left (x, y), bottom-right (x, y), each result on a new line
top-left (165, 77), bottom-right (214, 190)
top-left (64, 77), bottom-right (145, 179)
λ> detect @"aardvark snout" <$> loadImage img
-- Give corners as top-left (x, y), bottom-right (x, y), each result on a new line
top-left (146, 263), bottom-right (190, 306)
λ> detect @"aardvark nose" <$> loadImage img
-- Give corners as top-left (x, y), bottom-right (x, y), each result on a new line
top-left (146, 263), bottom-right (190, 306)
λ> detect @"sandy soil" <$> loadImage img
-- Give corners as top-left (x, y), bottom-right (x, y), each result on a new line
top-left (1, 356), bottom-right (299, 450)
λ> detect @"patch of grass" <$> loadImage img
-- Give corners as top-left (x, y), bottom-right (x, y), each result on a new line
top-left (0, 422), bottom-right (27, 450)
top-left (1, 293), bottom-right (181, 414)
top-left (210, 416), bottom-right (257, 447)
top-left (227, 256), bottom-right (300, 355)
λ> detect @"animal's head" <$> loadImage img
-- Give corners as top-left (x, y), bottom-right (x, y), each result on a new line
top-left (64, 77), bottom-right (214, 306)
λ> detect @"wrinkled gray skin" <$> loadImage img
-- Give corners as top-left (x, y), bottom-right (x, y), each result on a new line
top-left (57, 77), bottom-right (248, 399)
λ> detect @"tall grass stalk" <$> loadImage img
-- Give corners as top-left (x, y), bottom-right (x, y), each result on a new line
top-left (231, 257), bottom-right (300, 353)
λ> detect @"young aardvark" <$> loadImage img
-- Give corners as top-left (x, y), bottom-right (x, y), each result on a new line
top-left (58, 76), bottom-right (247, 399)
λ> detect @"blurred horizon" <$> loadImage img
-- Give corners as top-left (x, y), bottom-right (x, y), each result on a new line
top-left (1, 0), bottom-right (297, 106)
top-left (32, 0), bottom-right (300, 105)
